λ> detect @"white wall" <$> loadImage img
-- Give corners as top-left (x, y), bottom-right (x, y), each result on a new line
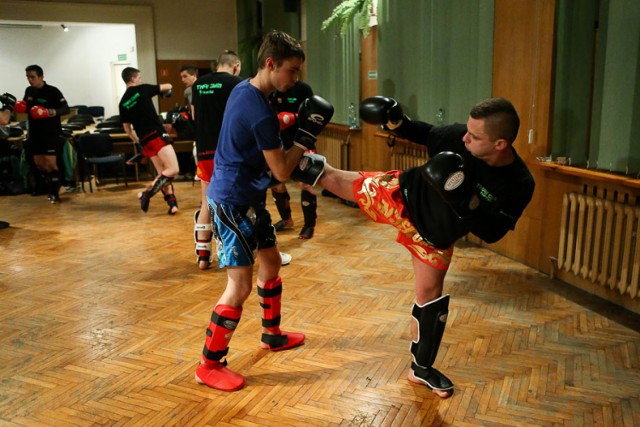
top-left (0, 24), bottom-right (137, 118)
top-left (3, 0), bottom-right (238, 61)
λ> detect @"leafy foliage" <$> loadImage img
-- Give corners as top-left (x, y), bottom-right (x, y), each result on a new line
top-left (321, 0), bottom-right (374, 37)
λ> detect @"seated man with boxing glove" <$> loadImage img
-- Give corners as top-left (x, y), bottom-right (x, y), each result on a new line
top-left (195, 30), bottom-right (333, 392)
top-left (290, 96), bottom-right (535, 398)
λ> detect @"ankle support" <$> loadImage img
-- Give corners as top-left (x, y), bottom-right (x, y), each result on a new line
top-left (202, 304), bottom-right (242, 364)
top-left (301, 189), bottom-right (317, 227)
top-left (258, 277), bottom-right (282, 334)
top-left (271, 188), bottom-right (291, 221)
top-left (410, 294), bottom-right (449, 369)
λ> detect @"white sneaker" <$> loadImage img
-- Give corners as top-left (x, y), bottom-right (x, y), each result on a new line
top-left (280, 252), bottom-right (292, 266)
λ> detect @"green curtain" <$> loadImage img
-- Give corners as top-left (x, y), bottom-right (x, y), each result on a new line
top-left (377, 0), bottom-right (494, 124)
top-left (553, 0), bottom-right (640, 174)
top-left (305, 0), bottom-right (361, 125)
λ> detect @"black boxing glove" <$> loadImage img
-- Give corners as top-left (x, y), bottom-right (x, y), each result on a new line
top-left (0, 93), bottom-right (16, 112)
top-left (161, 89), bottom-right (173, 98)
top-left (291, 153), bottom-right (326, 186)
top-left (359, 96), bottom-right (404, 128)
top-left (421, 151), bottom-right (472, 218)
top-left (293, 95), bottom-right (334, 150)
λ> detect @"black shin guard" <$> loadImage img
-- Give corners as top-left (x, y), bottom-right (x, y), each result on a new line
top-left (300, 190), bottom-right (317, 228)
top-left (147, 174), bottom-right (173, 197)
top-left (410, 294), bottom-right (453, 392)
top-left (47, 170), bottom-right (61, 200)
top-left (271, 188), bottom-right (291, 221)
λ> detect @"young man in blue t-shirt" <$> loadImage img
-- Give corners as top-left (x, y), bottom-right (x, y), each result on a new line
top-left (195, 30), bottom-right (333, 391)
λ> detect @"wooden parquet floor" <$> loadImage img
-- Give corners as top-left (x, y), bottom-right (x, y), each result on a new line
top-left (1, 181), bottom-right (639, 426)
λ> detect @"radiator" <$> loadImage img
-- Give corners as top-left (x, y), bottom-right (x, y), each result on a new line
top-left (316, 125), bottom-right (350, 170)
top-left (390, 139), bottom-right (429, 170)
top-left (558, 192), bottom-right (640, 298)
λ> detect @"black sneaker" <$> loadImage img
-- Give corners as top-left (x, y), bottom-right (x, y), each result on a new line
top-left (274, 218), bottom-right (293, 231)
top-left (298, 226), bottom-right (314, 240)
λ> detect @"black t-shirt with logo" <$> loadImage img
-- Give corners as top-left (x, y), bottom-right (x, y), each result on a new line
top-left (119, 84), bottom-right (165, 144)
top-left (24, 82), bottom-right (67, 141)
top-left (191, 72), bottom-right (242, 159)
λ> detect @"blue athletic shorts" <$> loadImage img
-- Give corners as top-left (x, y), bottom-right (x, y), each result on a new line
top-left (208, 197), bottom-right (277, 268)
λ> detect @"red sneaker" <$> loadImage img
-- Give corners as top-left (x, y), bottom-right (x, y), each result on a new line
top-left (195, 362), bottom-right (245, 391)
top-left (260, 330), bottom-right (305, 351)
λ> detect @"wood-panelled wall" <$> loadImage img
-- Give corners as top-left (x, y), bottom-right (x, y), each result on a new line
top-left (335, 0), bottom-right (640, 311)
top-left (155, 59), bottom-right (214, 113)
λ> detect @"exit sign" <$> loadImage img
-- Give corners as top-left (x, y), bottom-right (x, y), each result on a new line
top-left (117, 54), bottom-right (127, 61)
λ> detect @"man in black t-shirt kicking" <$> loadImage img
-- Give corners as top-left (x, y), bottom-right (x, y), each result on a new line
top-left (291, 96), bottom-right (535, 399)
top-left (119, 67), bottom-right (179, 215)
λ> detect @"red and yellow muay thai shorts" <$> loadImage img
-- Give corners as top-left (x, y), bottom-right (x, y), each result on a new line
top-left (352, 170), bottom-right (453, 271)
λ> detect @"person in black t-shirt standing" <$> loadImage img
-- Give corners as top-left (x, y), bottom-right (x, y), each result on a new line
top-left (119, 67), bottom-right (179, 214)
top-left (270, 80), bottom-right (318, 239)
top-left (291, 97), bottom-right (535, 399)
top-left (16, 65), bottom-right (70, 203)
top-left (191, 51), bottom-right (242, 269)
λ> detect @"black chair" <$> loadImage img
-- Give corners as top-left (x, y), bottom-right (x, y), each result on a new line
top-left (96, 120), bottom-right (122, 129)
top-left (68, 114), bottom-right (95, 125)
top-left (76, 133), bottom-right (128, 192)
top-left (88, 106), bottom-right (105, 121)
top-left (72, 105), bottom-right (89, 115)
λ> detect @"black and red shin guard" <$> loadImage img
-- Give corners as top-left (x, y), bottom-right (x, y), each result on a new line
top-left (196, 304), bottom-right (245, 391)
top-left (258, 277), bottom-right (305, 351)
top-left (202, 304), bottom-right (242, 366)
top-left (139, 174), bottom-right (173, 212)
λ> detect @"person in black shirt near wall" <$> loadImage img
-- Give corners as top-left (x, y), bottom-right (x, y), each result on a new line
top-left (270, 80), bottom-right (319, 239)
top-left (15, 65), bottom-right (70, 204)
top-left (119, 67), bottom-right (179, 214)
top-left (291, 96), bottom-right (535, 398)
top-left (0, 91), bottom-right (16, 228)
top-left (191, 51), bottom-right (242, 269)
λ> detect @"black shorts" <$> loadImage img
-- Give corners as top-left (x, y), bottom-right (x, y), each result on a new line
top-left (27, 135), bottom-right (64, 156)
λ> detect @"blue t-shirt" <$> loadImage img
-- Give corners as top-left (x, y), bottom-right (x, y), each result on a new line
top-left (208, 79), bottom-right (282, 205)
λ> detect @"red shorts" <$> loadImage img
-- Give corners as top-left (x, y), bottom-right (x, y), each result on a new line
top-left (142, 136), bottom-right (172, 158)
top-left (353, 171), bottom-right (453, 271)
top-left (196, 159), bottom-right (214, 182)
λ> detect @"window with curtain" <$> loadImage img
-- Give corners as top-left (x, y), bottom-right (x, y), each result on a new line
top-left (376, 0), bottom-right (494, 124)
top-left (305, 0), bottom-right (361, 125)
top-left (553, 0), bottom-right (640, 175)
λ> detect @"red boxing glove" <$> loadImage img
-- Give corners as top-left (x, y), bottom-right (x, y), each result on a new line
top-left (277, 111), bottom-right (297, 131)
top-left (14, 100), bottom-right (27, 114)
top-left (30, 105), bottom-right (55, 119)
